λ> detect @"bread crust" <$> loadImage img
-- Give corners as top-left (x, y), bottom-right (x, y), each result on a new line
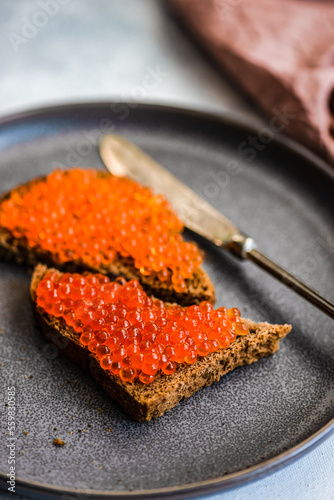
top-left (0, 174), bottom-right (215, 305)
top-left (30, 264), bottom-right (292, 422)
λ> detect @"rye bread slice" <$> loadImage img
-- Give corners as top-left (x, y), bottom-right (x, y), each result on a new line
top-left (30, 264), bottom-right (292, 422)
top-left (0, 174), bottom-right (215, 306)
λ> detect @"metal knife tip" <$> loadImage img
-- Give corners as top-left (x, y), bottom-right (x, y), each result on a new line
top-left (99, 134), bottom-right (128, 178)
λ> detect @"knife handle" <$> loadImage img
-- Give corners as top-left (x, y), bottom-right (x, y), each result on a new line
top-left (246, 248), bottom-right (334, 319)
top-left (225, 234), bottom-right (334, 318)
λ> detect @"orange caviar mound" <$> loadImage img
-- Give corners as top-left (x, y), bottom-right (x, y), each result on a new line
top-left (0, 168), bottom-right (204, 292)
top-left (35, 271), bottom-right (250, 384)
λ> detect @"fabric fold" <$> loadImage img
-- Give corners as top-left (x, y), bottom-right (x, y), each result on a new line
top-left (167, 0), bottom-right (334, 165)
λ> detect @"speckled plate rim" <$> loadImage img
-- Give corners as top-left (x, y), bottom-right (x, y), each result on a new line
top-left (0, 101), bottom-right (333, 499)
top-left (1, 420), bottom-right (333, 499)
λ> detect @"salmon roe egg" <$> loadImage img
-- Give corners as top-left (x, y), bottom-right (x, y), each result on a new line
top-left (35, 271), bottom-right (250, 384)
top-left (0, 168), bottom-right (204, 292)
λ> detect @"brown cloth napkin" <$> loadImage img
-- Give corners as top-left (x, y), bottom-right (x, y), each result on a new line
top-left (167, 0), bottom-right (334, 165)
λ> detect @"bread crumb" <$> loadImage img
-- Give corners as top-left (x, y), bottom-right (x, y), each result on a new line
top-left (98, 408), bottom-right (103, 413)
top-left (24, 431), bottom-right (28, 435)
top-left (69, 431), bottom-right (72, 436)
top-left (24, 376), bottom-right (27, 379)
top-left (53, 438), bottom-right (65, 446)
top-left (1, 363), bottom-right (4, 367)
top-left (106, 428), bottom-right (111, 432)
top-left (20, 358), bottom-right (24, 361)
top-left (0, 327), bottom-right (4, 335)
top-left (72, 417), bottom-right (74, 420)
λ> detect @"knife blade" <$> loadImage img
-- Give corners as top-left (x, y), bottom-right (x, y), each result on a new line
top-left (99, 134), bottom-right (334, 319)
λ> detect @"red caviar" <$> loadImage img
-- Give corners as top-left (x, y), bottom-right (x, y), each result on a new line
top-left (35, 271), bottom-right (250, 384)
top-left (0, 168), bottom-right (203, 292)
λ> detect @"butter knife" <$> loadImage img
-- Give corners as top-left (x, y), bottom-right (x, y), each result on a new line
top-left (99, 134), bottom-right (334, 319)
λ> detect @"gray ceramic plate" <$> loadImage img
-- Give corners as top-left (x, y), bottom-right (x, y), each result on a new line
top-left (0, 103), bottom-right (333, 499)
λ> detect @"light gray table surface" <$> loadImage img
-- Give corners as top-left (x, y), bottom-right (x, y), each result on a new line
top-left (0, 1), bottom-right (333, 499)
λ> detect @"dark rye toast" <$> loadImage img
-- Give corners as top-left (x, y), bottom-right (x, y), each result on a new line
top-left (30, 264), bottom-right (292, 422)
top-left (0, 173), bottom-right (215, 306)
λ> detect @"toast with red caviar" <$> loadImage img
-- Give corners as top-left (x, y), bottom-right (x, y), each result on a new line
top-left (30, 264), bottom-right (291, 422)
top-left (0, 169), bottom-right (215, 306)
